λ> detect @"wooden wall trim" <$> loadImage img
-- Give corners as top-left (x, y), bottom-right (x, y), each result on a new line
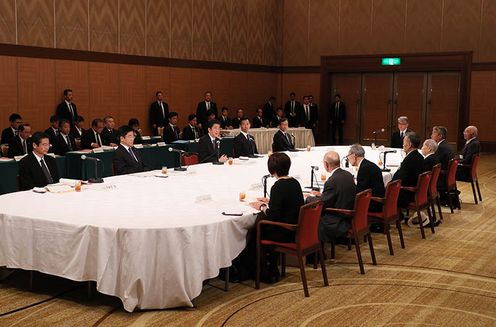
top-left (472, 62), bottom-right (496, 71)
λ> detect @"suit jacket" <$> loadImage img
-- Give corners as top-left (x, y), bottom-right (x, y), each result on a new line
top-left (44, 127), bottom-right (58, 144)
top-left (163, 124), bottom-right (181, 143)
top-left (133, 130), bottom-right (143, 144)
top-left (284, 100), bottom-right (303, 127)
top-left (101, 128), bottom-right (119, 146)
top-left (423, 153), bottom-right (439, 172)
top-left (198, 134), bottom-right (223, 163)
top-left (149, 101), bottom-right (169, 128)
top-left (219, 116), bottom-right (232, 129)
top-left (272, 130), bottom-right (295, 152)
top-left (56, 101), bottom-right (78, 125)
top-left (8, 136), bottom-right (32, 158)
top-left (71, 126), bottom-right (85, 140)
top-left (196, 101), bottom-right (218, 128)
top-left (18, 152), bottom-right (59, 191)
top-left (182, 125), bottom-right (201, 140)
top-left (356, 159), bottom-right (385, 212)
top-left (329, 101), bottom-right (346, 124)
top-left (231, 117), bottom-right (242, 129)
top-left (392, 149), bottom-right (424, 207)
top-left (52, 133), bottom-right (76, 155)
top-left (233, 132), bottom-right (258, 158)
top-left (262, 102), bottom-right (276, 127)
top-left (435, 139), bottom-right (453, 171)
top-left (1, 127), bottom-right (16, 145)
top-left (252, 116), bottom-right (266, 128)
top-left (112, 144), bottom-right (145, 175)
top-left (457, 138), bottom-right (481, 181)
top-left (81, 129), bottom-right (102, 149)
top-left (302, 104), bottom-right (319, 129)
top-left (391, 129), bottom-right (411, 148)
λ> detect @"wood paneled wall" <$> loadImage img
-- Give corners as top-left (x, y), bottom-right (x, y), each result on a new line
top-left (0, 0), bottom-right (283, 65)
top-left (282, 0), bottom-right (496, 66)
top-left (0, 55), bottom-right (280, 135)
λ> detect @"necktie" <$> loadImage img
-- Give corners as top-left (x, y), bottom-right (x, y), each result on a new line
top-left (68, 103), bottom-right (74, 119)
top-left (400, 131), bottom-right (404, 138)
top-left (212, 139), bottom-right (217, 153)
top-left (160, 102), bottom-right (165, 119)
top-left (305, 105), bottom-right (309, 121)
top-left (40, 158), bottom-right (53, 184)
top-left (335, 102), bottom-right (339, 118)
top-left (66, 135), bottom-right (72, 151)
top-left (14, 129), bottom-right (18, 136)
top-left (291, 101), bottom-right (295, 114)
top-left (285, 133), bottom-right (291, 145)
top-left (55, 129), bottom-right (59, 136)
top-left (206, 102), bottom-right (210, 111)
top-left (174, 127), bottom-right (178, 139)
top-left (22, 139), bottom-right (27, 154)
top-left (193, 127), bottom-right (198, 139)
top-left (96, 133), bottom-right (101, 146)
top-left (128, 147), bottom-right (138, 162)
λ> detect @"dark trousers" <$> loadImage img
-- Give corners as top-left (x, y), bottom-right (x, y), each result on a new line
top-left (331, 123), bottom-right (343, 145)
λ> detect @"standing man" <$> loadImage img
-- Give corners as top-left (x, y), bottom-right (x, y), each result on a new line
top-left (197, 119), bottom-right (228, 163)
top-left (81, 118), bottom-right (104, 149)
top-left (18, 132), bottom-right (59, 190)
top-left (196, 91), bottom-right (218, 133)
top-left (302, 95), bottom-right (318, 134)
top-left (55, 89), bottom-right (78, 129)
top-left (53, 119), bottom-right (76, 155)
top-left (101, 116), bottom-right (119, 146)
top-left (112, 125), bottom-right (145, 175)
top-left (272, 118), bottom-right (295, 152)
top-left (182, 114), bottom-right (201, 140)
top-left (329, 94), bottom-right (346, 145)
top-left (391, 116), bottom-right (411, 148)
top-left (284, 92), bottom-right (303, 127)
top-left (1, 113), bottom-right (23, 145)
top-left (163, 112), bottom-right (181, 143)
top-left (262, 96), bottom-right (277, 127)
top-left (233, 117), bottom-right (258, 158)
top-left (149, 91), bottom-right (169, 136)
top-left (8, 124), bottom-right (32, 158)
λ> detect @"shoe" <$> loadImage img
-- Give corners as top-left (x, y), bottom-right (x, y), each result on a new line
top-left (410, 213), bottom-right (429, 227)
top-left (433, 219), bottom-right (442, 227)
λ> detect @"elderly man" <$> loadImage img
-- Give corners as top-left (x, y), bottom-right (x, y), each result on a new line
top-left (7, 123), bottom-right (32, 158)
top-left (421, 139), bottom-right (439, 172)
top-left (272, 118), bottom-right (295, 152)
top-left (391, 116), bottom-right (411, 148)
top-left (431, 126), bottom-right (453, 205)
top-left (456, 125), bottom-right (480, 181)
top-left (306, 151), bottom-right (356, 242)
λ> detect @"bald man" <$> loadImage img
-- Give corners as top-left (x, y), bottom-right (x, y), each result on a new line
top-left (456, 125), bottom-right (480, 181)
top-left (306, 151), bottom-right (356, 242)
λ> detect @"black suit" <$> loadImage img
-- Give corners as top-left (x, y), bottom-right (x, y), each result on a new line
top-left (101, 128), bottom-right (119, 146)
top-left (219, 116), bottom-right (232, 129)
top-left (302, 103), bottom-right (318, 130)
top-left (198, 134), bottom-right (224, 163)
top-left (8, 136), bottom-right (32, 158)
top-left (112, 144), bottom-right (145, 175)
top-left (391, 129), bottom-right (411, 148)
top-left (149, 100), bottom-right (169, 133)
top-left (163, 124), bottom-right (181, 143)
top-left (1, 127), bottom-right (16, 145)
top-left (81, 129), bottom-right (103, 150)
top-left (435, 139), bottom-right (453, 194)
top-left (18, 152), bottom-right (59, 191)
top-left (423, 153), bottom-right (439, 172)
top-left (52, 133), bottom-right (76, 155)
top-left (71, 127), bottom-right (85, 140)
top-left (233, 132), bottom-right (258, 158)
top-left (392, 149), bottom-right (424, 207)
top-left (284, 100), bottom-right (303, 127)
top-left (356, 159), bottom-right (385, 212)
top-left (456, 138), bottom-right (481, 181)
top-left (262, 102), bottom-right (276, 127)
top-left (56, 101), bottom-right (78, 125)
top-left (272, 130), bottom-right (295, 152)
top-left (196, 101), bottom-right (218, 131)
top-left (44, 127), bottom-right (58, 145)
top-left (231, 117), bottom-right (242, 129)
top-left (329, 100), bottom-right (346, 144)
top-left (252, 116), bottom-right (266, 129)
top-left (182, 125), bottom-right (201, 140)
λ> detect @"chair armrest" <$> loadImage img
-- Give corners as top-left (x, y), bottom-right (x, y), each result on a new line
top-left (258, 220), bottom-right (297, 231)
top-left (370, 196), bottom-right (385, 203)
top-left (325, 208), bottom-right (354, 216)
top-left (400, 186), bottom-right (416, 192)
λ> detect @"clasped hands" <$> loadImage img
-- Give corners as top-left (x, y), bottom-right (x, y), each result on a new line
top-left (249, 197), bottom-right (269, 210)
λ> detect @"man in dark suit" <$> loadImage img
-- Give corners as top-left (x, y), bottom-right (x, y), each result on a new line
top-left (113, 125), bottom-right (145, 175)
top-left (18, 132), bottom-right (59, 191)
top-left (163, 112), bottom-right (181, 143)
top-left (391, 116), bottom-right (411, 148)
top-left (197, 119), bottom-right (228, 163)
top-left (44, 115), bottom-right (59, 146)
top-left (128, 118), bottom-right (143, 144)
top-left (306, 151), bottom-right (356, 242)
top-left (231, 109), bottom-right (244, 129)
top-left (196, 91), bottom-right (218, 133)
top-left (262, 96), bottom-right (277, 127)
top-left (431, 126), bottom-right (453, 205)
top-left (272, 118), bottom-right (295, 152)
top-left (8, 124), bottom-right (32, 158)
top-left (101, 116), bottom-right (119, 146)
top-left (284, 92), bottom-right (303, 127)
top-left (302, 95), bottom-right (319, 133)
top-left (81, 118), bottom-right (104, 149)
top-left (392, 132), bottom-right (424, 209)
top-left (182, 114), bottom-right (201, 140)
top-left (252, 108), bottom-right (267, 128)
top-left (149, 91), bottom-right (169, 136)
top-left (219, 107), bottom-right (232, 129)
top-left (233, 117), bottom-right (258, 158)
top-left (71, 115), bottom-right (85, 140)
top-left (457, 125), bottom-right (481, 181)
top-left (421, 139), bottom-right (439, 172)
top-left (1, 113), bottom-right (22, 145)
top-left (55, 89), bottom-right (78, 128)
top-left (348, 144), bottom-right (385, 212)
top-left (53, 119), bottom-right (76, 155)
top-left (329, 94), bottom-right (346, 145)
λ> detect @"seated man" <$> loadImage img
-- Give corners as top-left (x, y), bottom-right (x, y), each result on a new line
top-left (219, 107), bottom-right (232, 129)
top-left (421, 139), bottom-right (439, 172)
top-left (8, 123), bottom-right (32, 158)
top-left (347, 144), bottom-right (385, 212)
top-left (112, 125), bottom-right (145, 175)
top-left (431, 126), bottom-right (453, 205)
top-left (456, 125), bottom-right (480, 181)
top-left (306, 151), bottom-right (356, 242)
top-left (252, 108), bottom-right (267, 128)
top-left (71, 115), bottom-right (85, 140)
top-left (163, 112), bottom-right (181, 143)
top-left (81, 118), bottom-right (104, 149)
top-left (1, 113), bottom-right (22, 145)
top-left (274, 107), bottom-right (285, 126)
top-left (272, 118), bottom-right (295, 152)
top-left (53, 119), bottom-right (76, 155)
top-left (197, 119), bottom-right (228, 163)
top-left (44, 115), bottom-right (59, 145)
top-left (231, 109), bottom-right (244, 129)
top-left (233, 117), bottom-right (258, 158)
top-left (391, 116), bottom-right (411, 148)
top-left (101, 116), bottom-right (119, 146)
top-left (128, 118), bottom-right (142, 144)
top-left (18, 132), bottom-right (59, 190)
top-left (182, 114), bottom-right (201, 140)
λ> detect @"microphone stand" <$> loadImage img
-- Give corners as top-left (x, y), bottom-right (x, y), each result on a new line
top-left (305, 167), bottom-right (320, 191)
top-left (212, 139), bottom-right (224, 165)
top-left (87, 159), bottom-right (103, 183)
top-left (175, 153), bottom-right (187, 171)
top-left (381, 151), bottom-right (395, 172)
top-left (262, 175), bottom-right (269, 198)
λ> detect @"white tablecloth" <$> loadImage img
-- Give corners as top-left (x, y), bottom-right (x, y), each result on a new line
top-left (0, 146), bottom-right (402, 312)
top-left (221, 127), bottom-right (315, 154)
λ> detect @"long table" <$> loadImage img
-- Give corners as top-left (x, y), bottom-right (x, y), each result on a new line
top-left (0, 146), bottom-right (402, 311)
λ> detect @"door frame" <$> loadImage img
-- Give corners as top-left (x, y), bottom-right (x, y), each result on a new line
top-left (319, 52), bottom-right (472, 149)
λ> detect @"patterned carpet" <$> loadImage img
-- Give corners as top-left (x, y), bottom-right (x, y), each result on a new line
top-left (1, 155), bottom-right (495, 326)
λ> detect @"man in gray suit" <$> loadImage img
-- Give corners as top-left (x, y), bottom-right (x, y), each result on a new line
top-left (306, 151), bottom-right (356, 242)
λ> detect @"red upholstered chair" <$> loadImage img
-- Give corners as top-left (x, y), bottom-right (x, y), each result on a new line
top-left (368, 180), bottom-right (404, 255)
top-left (402, 171), bottom-right (433, 239)
top-left (255, 201), bottom-right (328, 297)
top-left (327, 189), bottom-right (375, 274)
top-left (446, 158), bottom-right (459, 213)
top-left (457, 154), bottom-right (482, 204)
top-left (182, 153), bottom-right (199, 166)
top-left (429, 163), bottom-right (443, 222)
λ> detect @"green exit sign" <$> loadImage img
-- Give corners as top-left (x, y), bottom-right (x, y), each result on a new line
top-left (381, 57), bottom-right (401, 66)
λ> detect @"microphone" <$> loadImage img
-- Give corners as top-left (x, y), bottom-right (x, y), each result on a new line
top-left (311, 165), bottom-right (319, 171)
top-left (168, 147), bottom-right (185, 154)
top-left (372, 128), bottom-right (385, 134)
top-left (262, 174), bottom-right (271, 179)
top-left (212, 139), bottom-right (224, 165)
top-left (81, 155), bottom-right (103, 183)
top-left (341, 156), bottom-right (349, 168)
top-left (81, 154), bottom-right (100, 162)
top-left (383, 150), bottom-right (397, 154)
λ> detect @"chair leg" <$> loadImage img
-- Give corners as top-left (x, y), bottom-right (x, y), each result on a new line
top-left (436, 197), bottom-right (444, 221)
top-left (255, 244), bottom-right (261, 289)
top-left (476, 179), bottom-right (482, 201)
top-left (354, 236), bottom-right (365, 274)
top-left (313, 255), bottom-right (318, 270)
top-left (321, 242), bottom-right (327, 260)
top-left (427, 206), bottom-right (435, 234)
top-left (318, 248), bottom-right (329, 286)
top-left (448, 190), bottom-right (454, 213)
top-left (330, 242), bottom-right (336, 259)
top-left (297, 252), bottom-right (310, 297)
top-left (385, 224), bottom-right (394, 255)
top-left (347, 238), bottom-right (352, 251)
top-left (281, 253), bottom-right (286, 277)
top-left (396, 219), bottom-right (405, 249)
top-left (417, 209), bottom-right (426, 239)
top-left (367, 233), bottom-right (377, 265)
top-left (471, 180), bottom-right (478, 204)
top-left (430, 200), bottom-right (437, 222)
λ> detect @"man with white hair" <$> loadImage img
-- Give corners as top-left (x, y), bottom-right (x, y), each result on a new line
top-left (391, 116), bottom-right (411, 148)
top-left (456, 125), bottom-right (480, 181)
top-left (421, 139), bottom-right (439, 172)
